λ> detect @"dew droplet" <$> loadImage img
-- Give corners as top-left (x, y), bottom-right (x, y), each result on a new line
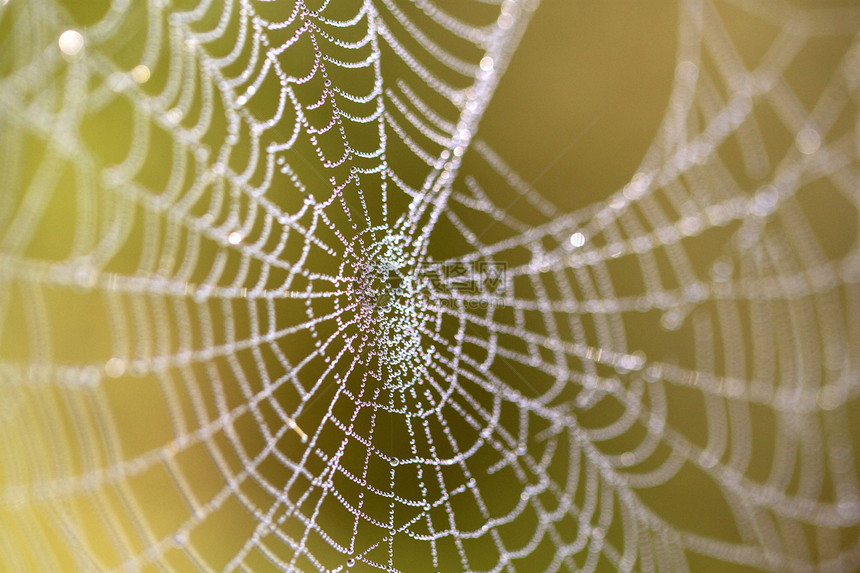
top-left (796, 127), bottom-right (821, 155)
top-left (58, 30), bottom-right (84, 57)
top-left (104, 357), bottom-right (126, 378)
top-left (131, 64), bottom-right (151, 84)
top-left (660, 310), bottom-right (684, 331)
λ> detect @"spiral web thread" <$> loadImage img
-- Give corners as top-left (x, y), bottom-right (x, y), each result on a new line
top-left (2, 0), bottom-right (860, 571)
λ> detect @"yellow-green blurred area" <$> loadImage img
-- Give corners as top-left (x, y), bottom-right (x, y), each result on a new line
top-left (2, 0), bottom-right (860, 571)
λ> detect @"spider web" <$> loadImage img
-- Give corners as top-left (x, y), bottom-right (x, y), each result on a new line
top-left (2, 0), bottom-right (860, 571)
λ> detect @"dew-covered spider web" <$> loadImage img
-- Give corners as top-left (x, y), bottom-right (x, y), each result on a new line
top-left (2, 0), bottom-right (860, 571)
